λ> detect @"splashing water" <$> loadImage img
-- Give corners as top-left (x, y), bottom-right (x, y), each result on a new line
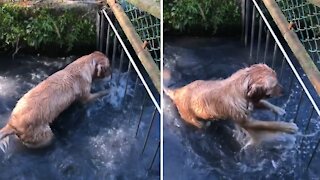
top-left (103, 70), bottom-right (134, 108)
top-left (164, 37), bottom-right (320, 179)
top-left (0, 55), bottom-right (159, 179)
top-left (0, 76), bottom-right (20, 97)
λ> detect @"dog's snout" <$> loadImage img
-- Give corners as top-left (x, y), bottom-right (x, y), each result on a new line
top-left (99, 64), bottom-right (112, 78)
top-left (273, 84), bottom-right (283, 96)
top-left (104, 66), bottom-right (111, 77)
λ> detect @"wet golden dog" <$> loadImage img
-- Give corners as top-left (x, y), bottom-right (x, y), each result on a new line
top-left (165, 64), bottom-right (298, 139)
top-left (0, 51), bottom-right (111, 151)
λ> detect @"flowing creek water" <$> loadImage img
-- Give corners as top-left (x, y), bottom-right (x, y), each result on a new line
top-left (163, 37), bottom-right (320, 179)
top-left (0, 55), bottom-right (159, 179)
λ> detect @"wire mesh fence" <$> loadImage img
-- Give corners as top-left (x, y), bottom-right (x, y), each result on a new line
top-left (276, 0), bottom-right (320, 64)
top-left (119, 0), bottom-right (161, 65)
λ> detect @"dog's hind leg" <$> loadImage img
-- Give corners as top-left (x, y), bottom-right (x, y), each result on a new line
top-left (21, 125), bottom-right (54, 148)
top-left (190, 118), bottom-right (205, 129)
top-left (181, 113), bottom-right (204, 128)
top-left (175, 102), bottom-right (205, 128)
top-left (241, 118), bottom-right (298, 134)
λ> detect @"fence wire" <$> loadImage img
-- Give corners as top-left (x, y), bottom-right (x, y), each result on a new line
top-left (119, 0), bottom-right (161, 65)
top-left (276, 0), bottom-right (320, 64)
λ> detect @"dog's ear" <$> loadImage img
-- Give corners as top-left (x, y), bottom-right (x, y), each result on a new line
top-left (92, 59), bottom-right (104, 78)
top-left (247, 83), bottom-right (267, 99)
top-left (93, 58), bottom-right (111, 78)
top-left (96, 64), bottom-right (103, 77)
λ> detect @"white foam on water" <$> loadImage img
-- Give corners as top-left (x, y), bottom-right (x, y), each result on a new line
top-left (89, 127), bottom-right (133, 169)
top-left (0, 76), bottom-right (20, 97)
top-left (87, 122), bottom-right (147, 178)
top-left (101, 71), bottom-right (134, 109)
top-left (282, 84), bottom-right (299, 111)
top-left (233, 125), bottom-right (297, 151)
top-left (298, 129), bottom-right (320, 137)
top-left (30, 71), bottom-right (48, 82)
top-left (85, 71), bottom-right (135, 118)
top-left (35, 57), bottom-right (73, 69)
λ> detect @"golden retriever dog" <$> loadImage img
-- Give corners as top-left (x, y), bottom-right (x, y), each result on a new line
top-left (0, 51), bottom-right (111, 152)
top-left (165, 64), bottom-right (298, 143)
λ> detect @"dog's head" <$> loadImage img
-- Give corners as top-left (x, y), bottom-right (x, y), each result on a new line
top-left (91, 51), bottom-right (111, 79)
top-left (246, 64), bottom-right (283, 101)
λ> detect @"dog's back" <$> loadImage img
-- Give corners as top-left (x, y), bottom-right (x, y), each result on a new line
top-left (0, 56), bottom-right (92, 151)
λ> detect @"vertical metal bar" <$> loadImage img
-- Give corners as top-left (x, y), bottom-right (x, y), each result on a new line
top-left (96, 12), bottom-right (101, 50)
top-left (304, 107), bottom-right (314, 133)
top-left (279, 57), bottom-right (286, 82)
top-left (99, 11), bottom-right (105, 52)
top-left (249, 6), bottom-right (256, 60)
top-left (306, 138), bottom-right (320, 171)
top-left (141, 107), bottom-right (157, 155)
top-left (298, 107), bottom-right (314, 152)
top-left (263, 30), bottom-right (270, 63)
top-left (111, 35), bottom-right (117, 79)
top-left (133, 76), bottom-right (140, 95)
top-left (256, 16), bottom-right (263, 62)
top-left (135, 93), bottom-right (147, 137)
top-left (271, 42), bottom-right (278, 68)
top-left (122, 61), bottom-right (132, 104)
top-left (294, 90), bottom-right (304, 123)
top-left (149, 141), bottom-right (160, 170)
top-left (245, 0), bottom-right (250, 47)
top-left (105, 23), bottom-right (111, 57)
top-left (288, 73), bottom-right (294, 92)
top-left (117, 49), bottom-right (125, 85)
top-left (283, 76), bottom-right (293, 120)
top-left (129, 77), bottom-right (141, 124)
top-left (241, 0), bottom-right (246, 41)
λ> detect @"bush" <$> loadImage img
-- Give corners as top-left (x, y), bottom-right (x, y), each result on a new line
top-left (0, 4), bottom-right (96, 54)
top-left (164, 0), bottom-right (241, 35)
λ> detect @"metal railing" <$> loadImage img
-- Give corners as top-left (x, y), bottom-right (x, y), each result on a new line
top-left (243, 0), bottom-right (320, 177)
top-left (96, 7), bottom-right (160, 174)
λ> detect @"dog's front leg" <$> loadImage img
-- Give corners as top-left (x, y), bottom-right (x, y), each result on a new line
top-left (254, 100), bottom-right (286, 116)
top-left (80, 90), bottom-right (109, 104)
top-left (241, 118), bottom-right (298, 134)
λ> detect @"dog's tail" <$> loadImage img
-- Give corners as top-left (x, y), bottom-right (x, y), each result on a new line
top-left (163, 87), bottom-right (176, 100)
top-left (0, 124), bottom-right (15, 153)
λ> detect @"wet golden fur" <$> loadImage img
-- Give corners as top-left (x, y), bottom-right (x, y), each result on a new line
top-left (165, 64), bottom-right (298, 139)
top-left (0, 51), bottom-right (111, 150)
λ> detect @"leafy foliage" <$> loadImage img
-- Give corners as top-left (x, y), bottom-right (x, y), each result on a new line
top-left (164, 0), bottom-right (241, 35)
top-left (0, 4), bottom-right (95, 54)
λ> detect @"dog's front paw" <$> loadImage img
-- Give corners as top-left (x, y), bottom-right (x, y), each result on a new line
top-left (100, 89), bottom-right (109, 96)
top-left (274, 107), bottom-right (286, 116)
top-left (284, 122), bottom-right (298, 134)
